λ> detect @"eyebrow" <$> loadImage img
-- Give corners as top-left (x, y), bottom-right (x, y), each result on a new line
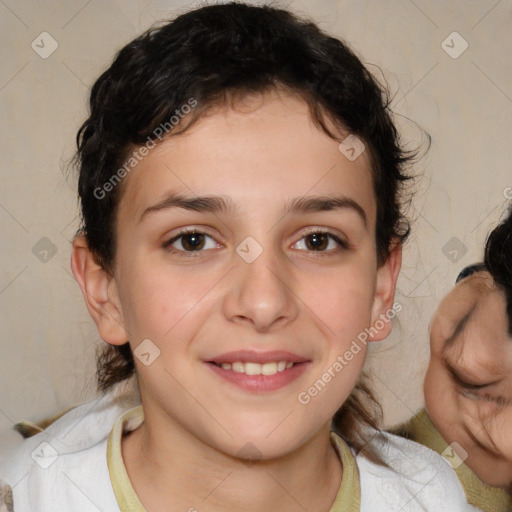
top-left (139, 194), bottom-right (234, 221)
top-left (139, 192), bottom-right (368, 228)
top-left (286, 195), bottom-right (367, 228)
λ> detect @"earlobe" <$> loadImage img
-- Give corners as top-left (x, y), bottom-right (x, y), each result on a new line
top-left (70, 234), bottom-right (128, 346)
top-left (369, 241), bottom-right (402, 342)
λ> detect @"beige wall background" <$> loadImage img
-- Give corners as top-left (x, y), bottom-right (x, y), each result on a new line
top-left (1, 0), bottom-right (511, 452)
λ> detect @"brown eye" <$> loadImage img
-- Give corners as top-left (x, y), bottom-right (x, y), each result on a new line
top-left (163, 229), bottom-right (218, 256)
top-left (179, 232), bottom-right (206, 251)
top-left (293, 229), bottom-right (349, 254)
top-left (304, 232), bottom-right (330, 251)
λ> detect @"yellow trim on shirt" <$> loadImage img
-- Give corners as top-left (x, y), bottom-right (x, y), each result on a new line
top-left (329, 431), bottom-right (361, 511)
top-left (107, 406), bottom-right (146, 512)
top-left (107, 406), bottom-right (361, 511)
top-left (389, 408), bottom-right (512, 512)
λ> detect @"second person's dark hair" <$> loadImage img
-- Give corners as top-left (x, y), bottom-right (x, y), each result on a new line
top-left (484, 206), bottom-right (512, 334)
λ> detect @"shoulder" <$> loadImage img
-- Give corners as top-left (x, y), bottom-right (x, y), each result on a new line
top-left (0, 380), bottom-right (139, 512)
top-left (355, 430), bottom-right (481, 512)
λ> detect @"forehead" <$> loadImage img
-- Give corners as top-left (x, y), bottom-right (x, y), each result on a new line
top-left (117, 90), bottom-right (376, 228)
top-left (443, 272), bottom-right (509, 343)
top-left (471, 285), bottom-right (509, 331)
top-left (434, 272), bottom-right (512, 383)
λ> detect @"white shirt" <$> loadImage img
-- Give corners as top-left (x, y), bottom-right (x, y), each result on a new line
top-left (0, 382), bottom-right (481, 512)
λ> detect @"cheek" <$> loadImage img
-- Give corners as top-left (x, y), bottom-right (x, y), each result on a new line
top-left (117, 261), bottom-right (215, 342)
top-left (428, 318), bottom-right (446, 355)
top-left (303, 270), bottom-right (376, 341)
top-left (295, 270), bottom-right (374, 407)
top-left (423, 364), bottom-right (437, 410)
top-left (424, 361), bottom-right (458, 425)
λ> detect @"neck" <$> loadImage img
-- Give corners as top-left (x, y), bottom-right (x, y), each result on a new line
top-left (121, 403), bottom-right (343, 512)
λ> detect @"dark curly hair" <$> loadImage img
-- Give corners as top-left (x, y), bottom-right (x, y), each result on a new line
top-left (73, 1), bottom-right (418, 463)
top-left (484, 205), bottom-right (512, 334)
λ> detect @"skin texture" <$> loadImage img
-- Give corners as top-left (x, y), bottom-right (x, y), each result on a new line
top-left (71, 89), bottom-right (401, 512)
top-left (425, 270), bottom-right (512, 489)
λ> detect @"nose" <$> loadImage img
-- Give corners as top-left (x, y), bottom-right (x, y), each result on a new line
top-left (222, 242), bottom-right (299, 332)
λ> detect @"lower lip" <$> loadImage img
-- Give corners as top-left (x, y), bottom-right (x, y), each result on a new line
top-left (205, 362), bottom-right (310, 392)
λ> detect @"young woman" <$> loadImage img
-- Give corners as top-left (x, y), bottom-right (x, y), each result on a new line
top-left (1, 3), bottom-right (478, 511)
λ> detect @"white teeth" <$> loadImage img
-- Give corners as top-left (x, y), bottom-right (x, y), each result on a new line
top-left (261, 362), bottom-right (278, 375)
top-left (215, 360), bottom-right (295, 375)
top-left (245, 362), bottom-right (263, 375)
top-left (232, 362), bottom-right (244, 373)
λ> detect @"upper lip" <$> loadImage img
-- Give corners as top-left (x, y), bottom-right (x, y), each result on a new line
top-left (206, 350), bottom-right (310, 365)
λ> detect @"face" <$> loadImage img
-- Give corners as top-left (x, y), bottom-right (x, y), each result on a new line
top-left (97, 90), bottom-right (400, 460)
top-left (424, 271), bottom-right (512, 485)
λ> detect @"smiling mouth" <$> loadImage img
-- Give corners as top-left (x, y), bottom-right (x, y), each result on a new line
top-left (208, 360), bottom-right (301, 376)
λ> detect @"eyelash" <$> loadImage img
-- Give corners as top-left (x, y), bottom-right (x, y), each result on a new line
top-left (162, 227), bottom-right (350, 258)
top-left (294, 228), bottom-right (351, 256)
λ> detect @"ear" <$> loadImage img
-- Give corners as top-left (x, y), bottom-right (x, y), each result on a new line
top-left (70, 234), bottom-right (128, 346)
top-left (368, 241), bottom-right (402, 342)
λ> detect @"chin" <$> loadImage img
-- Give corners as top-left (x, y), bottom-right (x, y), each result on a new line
top-left (230, 436), bottom-right (304, 463)
top-left (211, 422), bottom-right (313, 462)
